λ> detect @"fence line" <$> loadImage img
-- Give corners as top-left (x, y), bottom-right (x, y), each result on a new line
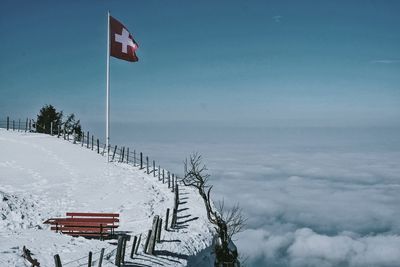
top-left (1, 116), bottom-right (184, 267)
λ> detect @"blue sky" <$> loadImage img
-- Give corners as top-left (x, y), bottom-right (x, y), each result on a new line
top-left (0, 0), bottom-right (399, 127)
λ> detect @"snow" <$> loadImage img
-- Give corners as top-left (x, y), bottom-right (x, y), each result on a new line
top-left (0, 129), bottom-right (214, 266)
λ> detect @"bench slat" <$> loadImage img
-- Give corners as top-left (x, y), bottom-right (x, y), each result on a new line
top-left (65, 232), bottom-right (110, 237)
top-left (47, 218), bottom-right (118, 223)
top-left (66, 212), bottom-right (119, 217)
top-left (51, 226), bottom-right (111, 232)
top-left (52, 221), bottom-right (118, 227)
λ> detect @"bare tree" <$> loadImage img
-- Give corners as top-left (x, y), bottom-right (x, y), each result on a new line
top-left (183, 153), bottom-right (246, 266)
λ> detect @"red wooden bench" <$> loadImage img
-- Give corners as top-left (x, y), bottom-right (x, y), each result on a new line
top-left (44, 212), bottom-right (119, 239)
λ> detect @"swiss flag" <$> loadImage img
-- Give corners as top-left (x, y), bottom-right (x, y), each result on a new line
top-left (110, 16), bottom-right (139, 62)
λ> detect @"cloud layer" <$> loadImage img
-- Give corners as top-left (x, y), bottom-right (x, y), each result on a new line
top-left (116, 125), bottom-right (400, 267)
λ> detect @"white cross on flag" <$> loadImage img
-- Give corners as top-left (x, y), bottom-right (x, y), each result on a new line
top-left (110, 16), bottom-right (139, 62)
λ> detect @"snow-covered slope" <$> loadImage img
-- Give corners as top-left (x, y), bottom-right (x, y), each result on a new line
top-left (0, 129), bottom-right (214, 266)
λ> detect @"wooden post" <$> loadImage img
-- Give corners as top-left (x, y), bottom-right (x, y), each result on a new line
top-left (98, 248), bottom-right (105, 267)
top-left (6, 117), bottom-right (9, 130)
top-left (172, 174), bottom-right (175, 192)
top-left (120, 147), bottom-right (125, 162)
top-left (158, 165), bottom-right (161, 180)
top-left (97, 139), bottom-right (100, 153)
top-left (121, 237), bottom-right (127, 264)
top-left (18, 119), bottom-right (21, 132)
top-left (147, 216), bottom-right (159, 255)
top-left (146, 156), bottom-right (149, 174)
top-left (153, 160), bottom-right (156, 177)
top-left (29, 119), bottom-right (31, 132)
top-left (168, 172), bottom-right (171, 188)
top-left (126, 147), bottom-right (129, 163)
top-left (63, 126), bottom-right (66, 140)
top-left (91, 135), bottom-right (94, 150)
top-left (143, 230), bottom-right (152, 254)
top-left (50, 121), bottom-right (53, 135)
top-left (163, 169), bottom-right (165, 183)
top-left (135, 234), bottom-right (141, 255)
top-left (140, 152), bottom-right (143, 169)
top-left (54, 254), bottom-right (62, 267)
top-left (157, 218), bottom-right (162, 242)
top-left (130, 236), bottom-right (137, 258)
top-left (88, 251), bottom-right (92, 267)
top-left (25, 118), bottom-right (28, 132)
top-left (134, 150), bottom-right (136, 166)
top-left (165, 208), bottom-right (170, 231)
top-left (87, 131), bottom-right (89, 148)
top-left (112, 145), bottom-right (117, 161)
top-left (171, 208), bottom-right (177, 228)
top-left (175, 184), bottom-right (179, 210)
top-left (115, 236), bottom-right (124, 266)
top-left (12, 120), bottom-right (15, 131)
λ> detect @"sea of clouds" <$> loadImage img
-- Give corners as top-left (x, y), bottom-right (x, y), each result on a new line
top-left (92, 123), bottom-right (400, 267)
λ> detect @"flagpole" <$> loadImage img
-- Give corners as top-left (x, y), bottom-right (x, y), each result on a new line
top-left (106, 10), bottom-right (110, 162)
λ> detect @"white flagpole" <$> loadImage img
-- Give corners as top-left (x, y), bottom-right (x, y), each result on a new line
top-left (106, 11), bottom-right (110, 162)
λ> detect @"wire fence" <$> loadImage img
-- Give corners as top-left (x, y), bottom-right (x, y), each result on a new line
top-left (0, 116), bottom-right (181, 180)
top-left (1, 116), bottom-right (183, 267)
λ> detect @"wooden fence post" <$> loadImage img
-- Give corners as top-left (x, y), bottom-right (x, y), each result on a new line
top-left (120, 147), bottom-right (125, 162)
top-left (173, 208), bottom-right (178, 228)
top-left (140, 152), bottom-right (143, 169)
top-left (91, 135), bottom-right (94, 150)
top-left (158, 165), bottom-right (161, 180)
top-left (130, 236), bottom-right (137, 258)
top-left (97, 139), bottom-right (100, 153)
top-left (98, 248), bottom-right (105, 267)
top-left (153, 160), bottom-right (156, 177)
top-left (6, 117), bottom-right (9, 130)
top-left (172, 174), bottom-right (175, 192)
top-left (54, 254), bottom-right (62, 267)
top-left (29, 119), bottom-right (32, 132)
top-left (115, 236), bottom-right (124, 266)
top-left (18, 119), bottom-right (21, 132)
top-left (157, 218), bottom-right (162, 242)
top-left (63, 126), bottom-right (66, 140)
top-left (126, 147), bottom-right (129, 163)
top-left (146, 156), bottom-right (149, 174)
top-left (25, 118), bottom-right (28, 132)
top-left (165, 208), bottom-right (170, 231)
top-left (143, 230), bottom-right (152, 254)
top-left (168, 172), bottom-right (171, 188)
top-left (121, 237), bottom-right (127, 264)
top-left (175, 184), bottom-right (179, 210)
top-left (88, 251), bottom-right (92, 267)
top-left (87, 131), bottom-right (89, 148)
top-left (13, 120), bottom-right (15, 131)
top-left (163, 169), bottom-right (165, 183)
top-left (112, 145), bottom-right (117, 161)
top-left (147, 216), bottom-right (159, 255)
top-left (133, 150), bottom-right (136, 166)
top-left (135, 234), bottom-right (141, 255)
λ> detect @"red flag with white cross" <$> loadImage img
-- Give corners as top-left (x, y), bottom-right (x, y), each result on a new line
top-left (109, 16), bottom-right (139, 62)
